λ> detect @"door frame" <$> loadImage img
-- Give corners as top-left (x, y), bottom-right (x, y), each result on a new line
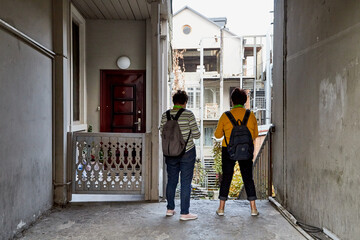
top-left (100, 69), bottom-right (146, 133)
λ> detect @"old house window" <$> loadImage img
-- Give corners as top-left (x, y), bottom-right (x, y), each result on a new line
top-left (204, 127), bottom-right (215, 146)
top-left (187, 87), bottom-right (201, 109)
top-left (182, 25), bottom-right (192, 34)
top-left (72, 21), bottom-right (80, 122)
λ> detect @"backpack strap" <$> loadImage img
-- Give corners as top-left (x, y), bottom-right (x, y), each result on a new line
top-left (166, 110), bottom-right (171, 120)
top-left (174, 108), bottom-right (191, 150)
top-left (223, 130), bottom-right (228, 147)
top-left (174, 108), bottom-right (185, 121)
top-left (224, 111), bottom-right (238, 127)
top-left (223, 111), bottom-right (238, 147)
top-left (166, 108), bottom-right (185, 121)
top-left (185, 130), bottom-right (191, 146)
top-left (242, 109), bottom-right (251, 126)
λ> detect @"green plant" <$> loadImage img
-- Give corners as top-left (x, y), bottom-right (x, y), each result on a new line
top-left (212, 141), bottom-right (222, 188)
top-left (229, 163), bottom-right (243, 197)
top-left (212, 141), bottom-right (222, 175)
top-left (193, 159), bottom-right (207, 187)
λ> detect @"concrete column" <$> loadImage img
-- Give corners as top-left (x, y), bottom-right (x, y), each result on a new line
top-left (160, 18), bottom-right (169, 199)
top-left (53, 0), bottom-right (71, 205)
top-left (149, 0), bottom-right (161, 201)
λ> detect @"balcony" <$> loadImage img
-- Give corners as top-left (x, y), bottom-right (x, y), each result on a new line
top-left (204, 102), bottom-right (220, 120)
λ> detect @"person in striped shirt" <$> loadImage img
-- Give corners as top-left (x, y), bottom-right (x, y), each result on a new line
top-left (159, 90), bottom-right (200, 221)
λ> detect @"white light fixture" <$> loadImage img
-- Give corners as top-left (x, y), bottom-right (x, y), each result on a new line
top-left (116, 56), bottom-right (131, 69)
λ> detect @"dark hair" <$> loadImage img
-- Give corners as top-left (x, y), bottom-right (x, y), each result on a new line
top-left (172, 90), bottom-right (188, 105)
top-left (231, 88), bottom-right (247, 105)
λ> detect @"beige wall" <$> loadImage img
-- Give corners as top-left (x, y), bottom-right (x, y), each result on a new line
top-left (0, 1), bottom-right (53, 239)
top-left (86, 20), bottom-right (146, 132)
top-left (0, 0), bottom-right (52, 49)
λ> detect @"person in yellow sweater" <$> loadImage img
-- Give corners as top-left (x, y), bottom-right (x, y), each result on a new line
top-left (214, 88), bottom-right (259, 216)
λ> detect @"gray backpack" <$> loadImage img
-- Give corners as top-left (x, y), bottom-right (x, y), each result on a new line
top-left (161, 108), bottom-right (191, 157)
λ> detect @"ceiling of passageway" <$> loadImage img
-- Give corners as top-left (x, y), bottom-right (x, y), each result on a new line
top-left (72, 0), bottom-right (151, 20)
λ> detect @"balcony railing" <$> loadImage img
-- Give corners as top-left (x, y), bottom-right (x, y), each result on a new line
top-left (238, 130), bottom-right (272, 200)
top-left (204, 103), bottom-right (219, 119)
top-left (71, 132), bottom-right (145, 194)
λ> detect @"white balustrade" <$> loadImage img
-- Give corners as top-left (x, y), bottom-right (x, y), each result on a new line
top-left (72, 132), bottom-right (145, 194)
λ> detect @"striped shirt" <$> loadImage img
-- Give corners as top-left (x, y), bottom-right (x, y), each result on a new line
top-left (160, 109), bottom-right (201, 152)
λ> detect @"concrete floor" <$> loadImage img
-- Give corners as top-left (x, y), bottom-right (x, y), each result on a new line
top-left (18, 200), bottom-right (306, 240)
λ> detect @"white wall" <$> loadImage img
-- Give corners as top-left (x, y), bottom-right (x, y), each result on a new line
top-left (173, 9), bottom-right (221, 50)
top-left (222, 33), bottom-right (242, 76)
top-left (86, 20), bottom-right (146, 132)
top-left (173, 8), bottom-right (242, 77)
top-left (0, 1), bottom-right (53, 239)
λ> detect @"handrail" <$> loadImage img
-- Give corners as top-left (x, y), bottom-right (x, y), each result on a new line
top-left (253, 131), bottom-right (270, 167)
top-left (0, 18), bottom-right (55, 59)
top-left (238, 130), bottom-right (272, 199)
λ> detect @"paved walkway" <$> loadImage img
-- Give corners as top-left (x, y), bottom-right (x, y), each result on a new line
top-left (19, 200), bottom-right (305, 240)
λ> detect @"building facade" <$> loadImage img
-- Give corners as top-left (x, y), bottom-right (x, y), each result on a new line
top-left (172, 6), bottom-right (271, 189)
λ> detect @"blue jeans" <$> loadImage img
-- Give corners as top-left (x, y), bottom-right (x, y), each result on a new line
top-left (165, 147), bottom-right (196, 214)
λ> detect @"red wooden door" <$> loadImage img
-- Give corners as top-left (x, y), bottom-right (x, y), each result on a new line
top-left (100, 70), bottom-right (146, 133)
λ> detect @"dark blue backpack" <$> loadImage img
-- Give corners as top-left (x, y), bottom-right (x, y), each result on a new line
top-left (224, 109), bottom-right (254, 161)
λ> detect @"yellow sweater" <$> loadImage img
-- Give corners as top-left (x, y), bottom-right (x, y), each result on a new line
top-left (214, 107), bottom-right (259, 147)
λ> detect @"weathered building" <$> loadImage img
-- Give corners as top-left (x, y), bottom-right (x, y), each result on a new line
top-left (0, 0), bottom-right (171, 239)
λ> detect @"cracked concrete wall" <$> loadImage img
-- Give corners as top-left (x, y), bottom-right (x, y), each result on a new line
top-left (0, 0), bottom-right (53, 239)
top-left (273, 0), bottom-right (360, 239)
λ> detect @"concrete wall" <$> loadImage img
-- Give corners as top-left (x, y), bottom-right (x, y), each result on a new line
top-left (86, 20), bottom-right (146, 132)
top-left (273, 0), bottom-right (360, 239)
top-left (0, 0), bottom-right (53, 239)
top-left (273, 0), bottom-right (286, 206)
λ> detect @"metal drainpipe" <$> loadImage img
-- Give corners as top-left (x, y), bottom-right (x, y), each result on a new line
top-left (199, 42), bottom-right (204, 165)
top-left (220, 27), bottom-right (224, 113)
top-left (265, 32), bottom-right (272, 125)
top-left (240, 36), bottom-right (244, 89)
top-left (253, 37), bottom-right (257, 110)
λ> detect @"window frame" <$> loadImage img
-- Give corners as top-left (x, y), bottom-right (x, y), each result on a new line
top-left (204, 127), bottom-right (215, 147)
top-left (182, 25), bottom-right (192, 35)
top-left (186, 86), bottom-right (201, 109)
top-left (70, 4), bottom-right (87, 132)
